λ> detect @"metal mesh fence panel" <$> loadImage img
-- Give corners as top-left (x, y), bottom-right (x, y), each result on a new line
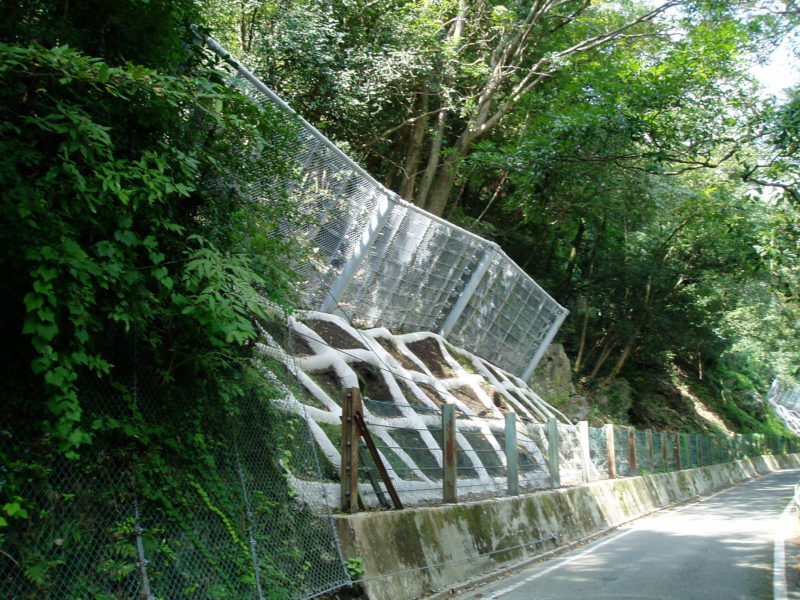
top-left (769, 378), bottom-right (800, 411)
top-left (195, 32), bottom-right (568, 382)
top-left (345, 208), bottom-right (486, 334)
top-left (0, 340), bottom-right (349, 600)
top-left (517, 422), bottom-right (550, 491)
top-left (614, 427), bottom-right (631, 477)
top-left (588, 426), bottom-right (610, 479)
top-left (688, 435), bottom-right (699, 467)
top-left (557, 424), bottom-right (585, 486)
top-left (447, 251), bottom-right (567, 378)
top-left (652, 433), bottom-right (663, 471)
top-left (666, 433), bottom-right (677, 470)
top-left (769, 379), bottom-right (800, 434)
top-left (359, 400), bottom-right (550, 505)
top-left (359, 399), bottom-right (445, 506)
top-left (634, 431), bottom-right (649, 473)
top-left (457, 415), bottom-right (508, 500)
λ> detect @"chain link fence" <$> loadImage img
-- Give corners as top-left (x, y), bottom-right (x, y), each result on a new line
top-left (194, 29), bottom-right (569, 384)
top-left (0, 334), bottom-right (350, 600)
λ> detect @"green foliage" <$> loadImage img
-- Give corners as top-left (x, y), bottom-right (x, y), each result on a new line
top-left (0, 1), bottom-right (330, 596)
top-left (345, 556), bottom-right (365, 580)
top-left (207, 0), bottom-right (800, 424)
top-left (0, 40), bottom-right (298, 456)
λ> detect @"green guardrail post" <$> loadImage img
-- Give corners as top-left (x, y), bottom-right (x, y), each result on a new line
top-left (505, 412), bottom-right (518, 495)
top-left (548, 418), bottom-right (560, 488)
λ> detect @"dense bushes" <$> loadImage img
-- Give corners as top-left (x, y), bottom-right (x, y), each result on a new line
top-left (0, 2), bottom-right (310, 594)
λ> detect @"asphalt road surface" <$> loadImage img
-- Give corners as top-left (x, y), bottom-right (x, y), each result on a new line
top-left (456, 469), bottom-right (800, 600)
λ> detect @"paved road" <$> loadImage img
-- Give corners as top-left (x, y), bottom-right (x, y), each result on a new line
top-left (456, 469), bottom-right (800, 600)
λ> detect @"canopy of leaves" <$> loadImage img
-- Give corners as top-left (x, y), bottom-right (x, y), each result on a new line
top-left (0, 2), bottom-right (313, 593)
top-left (203, 0), bottom-right (800, 430)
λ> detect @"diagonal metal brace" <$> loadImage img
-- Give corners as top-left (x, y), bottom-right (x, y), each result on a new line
top-left (353, 410), bottom-right (404, 510)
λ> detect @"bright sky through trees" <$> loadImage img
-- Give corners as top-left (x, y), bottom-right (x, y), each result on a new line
top-left (753, 37), bottom-right (799, 97)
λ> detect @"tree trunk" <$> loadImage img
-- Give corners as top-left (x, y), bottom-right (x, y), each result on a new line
top-left (608, 337), bottom-right (635, 379)
top-left (414, 105), bottom-right (447, 209)
top-left (421, 150), bottom-right (463, 215)
top-left (574, 297), bottom-right (590, 373)
top-left (398, 90), bottom-right (428, 202)
top-left (560, 218), bottom-right (585, 303)
top-left (588, 337), bottom-right (619, 379)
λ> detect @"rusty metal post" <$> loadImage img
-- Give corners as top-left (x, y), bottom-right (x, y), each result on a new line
top-left (661, 432), bottom-right (668, 469)
top-left (505, 412), bottom-right (518, 495)
top-left (605, 424), bottom-right (617, 479)
top-left (443, 404), bottom-right (457, 503)
top-left (547, 418), bottom-right (560, 488)
top-left (674, 434), bottom-right (682, 471)
top-left (340, 388), bottom-right (361, 513)
top-left (646, 430), bottom-right (654, 472)
top-left (628, 427), bottom-right (638, 476)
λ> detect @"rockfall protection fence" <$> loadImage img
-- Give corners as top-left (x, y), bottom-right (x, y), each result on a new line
top-left (769, 378), bottom-right (800, 434)
top-left (339, 391), bottom-right (553, 510)
top-left (194, 28), bottom-right (569, 383)
top-left (337, 389), bottom-right (800, 511)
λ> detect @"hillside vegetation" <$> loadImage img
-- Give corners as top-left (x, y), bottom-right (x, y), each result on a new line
top-left (1, 0), bottom-right (799, 596)
top-left (203, 0), bottom-right (800, 435)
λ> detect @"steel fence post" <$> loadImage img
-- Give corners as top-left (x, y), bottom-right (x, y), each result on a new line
top-left (661, 432), bottom-right (668, 470)
top-left (646, 430), bottom-right (654, 472)
top-left (505, 412), bottom-right (518, 495)
top-left (439, 246), bottom-right (496, 337)
top-left (547, 418), bottom-right (560, 488)
top-left (521, 308), bottom-right (570, 382)
top-left (443, 404), bottom-right (457, 503)
top-left (675, 434), bottom-right (682, 471)
top-left (320, 194), bottom-right (394, 314)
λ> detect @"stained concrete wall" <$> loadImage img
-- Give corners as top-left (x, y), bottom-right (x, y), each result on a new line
top-left (335, 454), bottom-right (800, 600)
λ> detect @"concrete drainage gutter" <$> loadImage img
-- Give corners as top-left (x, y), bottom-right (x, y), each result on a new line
top-left (335, 454), bottom-right (800, 600)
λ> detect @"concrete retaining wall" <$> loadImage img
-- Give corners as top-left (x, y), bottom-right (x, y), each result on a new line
top-left (335, 454), bottom-right (800, 600)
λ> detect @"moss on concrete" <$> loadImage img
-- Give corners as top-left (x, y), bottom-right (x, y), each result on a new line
top-left (338, 454), bottom-right (800, 600)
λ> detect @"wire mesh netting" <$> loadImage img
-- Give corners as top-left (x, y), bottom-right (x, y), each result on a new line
top-left (614, 428), bottom-right (632, 477)
top-left (769, 379), bottom-right (800, 434)
top-left (652, 433), bottom-right (663, 471)
top-left (358, 399), bottom-right (550, 506)
top-left (358, 399), bottom-right (445, 506)
top-left (665, 433), bottom-right (677, 470)
top-left (517, 424), bottom-right (551, 491)
top-left (556, 424), bottom-right (585, 486)
top-left (634, 431), bottom-right (650, 473)
top-left (0, 345), bottom-right (349, 600)
top-left (588, 426), bottom-right (610, 478)
top-left (197, 31), bottom-right (568, 383)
